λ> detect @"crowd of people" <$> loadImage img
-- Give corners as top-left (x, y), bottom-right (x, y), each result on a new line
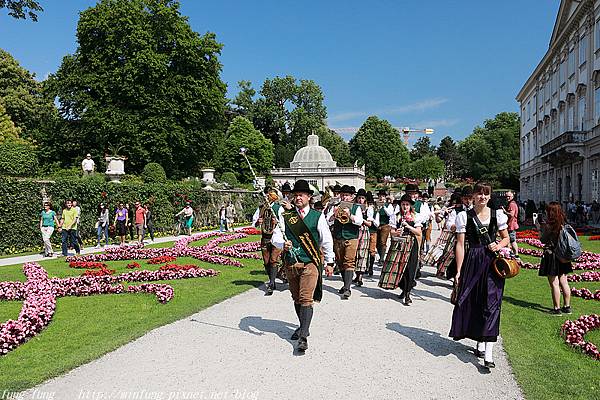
top-left (252, 179), bottom-right (577, 369)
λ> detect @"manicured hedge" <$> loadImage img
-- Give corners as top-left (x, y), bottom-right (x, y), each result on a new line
top-left (0, 177), bottom-right (260, 254)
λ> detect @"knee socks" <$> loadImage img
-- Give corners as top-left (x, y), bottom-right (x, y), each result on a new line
top-left (294, 303), bottom-right (301, 322)
top-left (477, 341), bottom-right (485, 352)
top-left (268, 264), bottom-right (277, 287)
top-left (484, 342), bottom-right (494, 362)
top-left (343, 270), bottom-right (353, 290)
top-left (299, 305), bottom-right (313, 338)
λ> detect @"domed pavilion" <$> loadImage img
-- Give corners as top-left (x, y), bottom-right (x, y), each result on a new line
top-left (271, 134), bottom-right (366, 190)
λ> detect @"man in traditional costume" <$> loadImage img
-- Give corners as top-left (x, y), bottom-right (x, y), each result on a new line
top-left (365, 191), bottom-right (378, 276)
top-left (282, 180), bottom-right (334, 352)
top-left (375, 189), bottom-right (395, 264)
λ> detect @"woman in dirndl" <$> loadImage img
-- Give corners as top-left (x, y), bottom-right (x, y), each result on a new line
top-left (353, 189), bottom-right (371, 286)
top-left (395, 193), bottom-right (422, 305)
top-left (449, 182), bottom-right (509, 370)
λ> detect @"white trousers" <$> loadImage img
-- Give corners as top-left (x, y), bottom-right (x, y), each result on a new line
top-left (41, 226), bottom-right (54, 255)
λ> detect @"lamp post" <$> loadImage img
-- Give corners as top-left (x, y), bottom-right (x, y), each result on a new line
top-left (240, 147), bottom-right (259, 189)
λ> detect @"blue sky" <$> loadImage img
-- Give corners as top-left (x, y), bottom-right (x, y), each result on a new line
top-left (0, 0), bottom-right (560, 145)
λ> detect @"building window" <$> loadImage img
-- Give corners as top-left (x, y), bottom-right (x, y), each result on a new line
top-left (559, 106), bottom-right (564, 133)
top-left (560, 60), bottom-right (566, 85)
top-left (595, 85), bottom-right (600, 123)
top-left (551, 115), bottom-right (557, 139)
top-left (527, 101), bottom-right (531, 120)
top-left (578, 95), bottom-right (586, 130)
top-left (596, 20), bottom-right (600, 51)
top-left (568, 100), bottom-right (574, 130)
top-left (539, 86), bottom-right (544, 107)
top-left (580, 35), bottom-right (588, 66)
top-left (569, 49), bottom-right (575, 76)
top-left (545, 79), bottom-right (550, 100)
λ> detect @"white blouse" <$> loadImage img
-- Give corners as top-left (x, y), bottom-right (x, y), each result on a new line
top-left (455, 209), bottom-right (508, 234)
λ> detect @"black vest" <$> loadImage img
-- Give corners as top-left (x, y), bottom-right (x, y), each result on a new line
top-left (465, 209), bottom-right (498, 246)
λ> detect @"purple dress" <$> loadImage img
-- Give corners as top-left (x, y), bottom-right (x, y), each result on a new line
top-left (449, 210), bottom-right (504, 342)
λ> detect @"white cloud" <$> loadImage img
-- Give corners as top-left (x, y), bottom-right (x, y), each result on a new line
top-left (327, 97), bottom-right (448, 123)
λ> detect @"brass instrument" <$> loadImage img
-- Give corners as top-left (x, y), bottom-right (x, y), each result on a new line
top-left (259, 191), bottom-right (280, 234)
top-left (335, 201), bottom-right (361, 224)
top-left (321, 187), bottom-right (334, 206)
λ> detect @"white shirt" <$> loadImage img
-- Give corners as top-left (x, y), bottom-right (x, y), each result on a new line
top-left (416, 202), bottom-right (431, 226)
top-left (81, 158), bottom-right (95, 171)
top-left (445, 209), bottom-right (457, 231)
top-left (252, 204), bottom-right (285, 249)
top-left (373, 203), bottom-right (395, 228)
top-left (297, 205), bottom-right (334, 264)
top-left (455, 209), bottom-right (509, 234)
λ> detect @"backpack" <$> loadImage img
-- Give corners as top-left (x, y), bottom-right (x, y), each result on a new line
top-left (555, 224), bottom-right (582, 261)
top-left (517, 203), bottom-right (526, 224)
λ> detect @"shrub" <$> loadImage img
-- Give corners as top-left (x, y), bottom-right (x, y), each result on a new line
top-left (142, 163), bottom-right (167, 183)
top-left (0, 137), bottom-right (38, 176)
top-left (220, 171), bottom-right (238, 187)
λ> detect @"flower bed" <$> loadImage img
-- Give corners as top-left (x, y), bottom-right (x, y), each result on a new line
top-left (236, 227), bottom-right (261, 235)
top-left (69, 261), bottom-right (108, 269)
top-left (589, 236), bottom-right (600, 241)
top-left (147, 255), bottom-right (176, 265)
top-left (517, 229), bottom-right (539, 239)
top-left (82, 268), bottom-right (115, 277)
top-left (126, 262), bottom-right (141, 269)
top-left (561, 314), bottom-right (600, 360)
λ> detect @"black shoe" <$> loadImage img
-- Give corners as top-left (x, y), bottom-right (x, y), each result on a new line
top-left (484, 360), bottom-right (495, 369)
top-left (338, 287), bottom-right (345, 294)
top-left (549, 308), bottom-right (562, 316)
top-left (291, 328), bottom-right (300, 340)
top-left (297, 337), bottom-right (308, 352)
top-left (341, 289), bottom-right (351, 299)
top-left (561, 306), bottom-right (572, 315)
top-left (265, 285), bottom-right (273, 296)
top-left (474, 349), bottom-right (484, 358)
top-left (397, 291), bottom-right (405, 300)
top-left (404, 292), bottom-right (412, 305)
top-left (355, 280), bottom-right (363, 287)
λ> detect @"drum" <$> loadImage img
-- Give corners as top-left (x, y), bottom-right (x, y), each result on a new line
top-left (492, 256), bottom-right (521, 279)
top-left (378, 235), bottom-right (414, 290)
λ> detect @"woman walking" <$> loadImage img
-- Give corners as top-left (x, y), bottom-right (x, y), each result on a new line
top-left (536, 202), bottom-right (573, 315)
top-left (395, 193), bottom-right (422, 305)
top-left (40, 202), bottom-right (60, 257)
top-left (144, 204), bottom-right (155, 242)
top-left (96, 203), bottom-right (110, 247)
top-left (449, 182), bottom-right (509, 369)
top-left (353, 189), bottom-right (372, 287)
top-left (113, 203), bottom-right (128, 245)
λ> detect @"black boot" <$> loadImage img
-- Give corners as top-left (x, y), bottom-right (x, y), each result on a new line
top-left (342, 270), bottom-right (353, 299)
top-left (268, 264), bottom-right (277, 291)
top-left (404, 291), bottom-right (412, 305)
top-left (297, 305), bottom-right (313, 351)
top-left (355, 272), bottom-right (363, 287)
top-left (367, 254), bottom-right (374, 277)
top-left (291, 303), bottom-right (301, 340)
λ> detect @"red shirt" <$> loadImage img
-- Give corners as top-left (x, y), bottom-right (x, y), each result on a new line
top-left (507, 201), bottom-right (519, 231)
top-left (135, 207), bottom-right (146, 224)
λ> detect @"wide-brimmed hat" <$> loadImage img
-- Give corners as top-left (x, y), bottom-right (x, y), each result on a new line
top-left (399, 193), bottom-right (415, 205)
top-left (377, 189), bottom-right (388, 196)
top-left (339, 185), bottom-right (356, 194)
top-left (405, 183), bottom-right (419, 193)
top-left (461, 185), bottom-right (474, 197)
top-left (332, 184), bottom-right (342, 193)
top-left (281, 182), bottom-right (292, 193)
top-left (366, 191), bottom-right (375, 203)
top-left (292, 179), bottom-right (312, 194)
top-left (356, 188), bottom-right (367, 198)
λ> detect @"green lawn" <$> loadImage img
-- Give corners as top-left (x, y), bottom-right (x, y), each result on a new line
top-left (0, 235), bottom-right (265, 392)
top-left (500, 239), bottom-right (600, 400)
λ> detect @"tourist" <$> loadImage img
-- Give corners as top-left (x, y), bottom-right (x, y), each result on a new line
top-left (96, 203), bottom-right (110, 248)
top-left (282, 179), bottom-right (334, 352)
top-left (81, 153), bottom-right (95, 176)
top-left (127, 203), bottom-right (135, 241)
top-left (592, 200), bottom-right (600, 223)
top-left (332, 185), bottom-right (363, 299)
top-left (503, 190), bottom-right (520, 256)
top-left (219, 204), bottom-right (227, 232)
top-left (134, 201), bottom-right (146, 243)
top-left (144, 204), bottom-right (155, 242)
top-left (72, 200), bottom-right (83, 247)
top-left (252, 187), bottom-right (284, 295)
top-left (59, 199), bottom-right (81, 257)
top-left (395, 193), bottom-right (423, 305)
top-left (352, 189), bottom-right (372, 286)
top-left (535, 202), bottom-right (573, 315)
top-left (113, 203), bottom-right (128, 245)
top-left (226, 201), bottom-right (236, 232)
top-left (39, 201), bottom-right (59, 257)
top-left (449, 181), bottom-right (510, 370)
top-left (176, 202), bottom-right (194, 236)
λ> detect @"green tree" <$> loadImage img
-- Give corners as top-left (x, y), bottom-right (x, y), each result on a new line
top-left (436, 136), bottom-right (460, 178)
top-left (457, 112), bottom-right (520, 188)
top-left (231, 80), bottom-right (256, 117)
top-left (142, 162), bottom-right (167, 183)
top-left (216, 116), bottom-right (274, 184)
top-left (408, 155), bottom-right (445, 180)
top-left (349, 116), bottom-right (410, 178)
top-left (0, 101), bottom-right (20, 138)
top-left (315, 126), bottom-right (352, 167)
top-left (0, 101), bottom-right (38, 176)
top-left (0, 49), bottom-right (58, 145)
top-left (47, 0), bottom-right (227, 178)
top-left (0, 0), bottom-right (42, 21)
top-left (410, 136), bottom-right (436, 161)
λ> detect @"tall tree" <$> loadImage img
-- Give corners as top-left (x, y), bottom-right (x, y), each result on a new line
top-left (0, 0), bottom-right (42, 21)
top-left (349, 116), bottom-right (410, 178)
top-left (215, 116), bottom-right (274, 184)
top-left (408, 155), bottom-right (445, 180)
top-left (457, 112), bottom-right (520, 188)
top-left (0, 49), bottom-right (57, 145)
top-left (47, 0), bottom-right (227, 178)
top-left (436, 136), bottom-right (460, 178)
top-left (410, 136), bottom-right (436, 161)
top-left (315, 126), bottom-right (352, 167)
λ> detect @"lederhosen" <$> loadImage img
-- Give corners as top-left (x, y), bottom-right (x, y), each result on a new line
top-left (333, 204), bottom-right (360, 272)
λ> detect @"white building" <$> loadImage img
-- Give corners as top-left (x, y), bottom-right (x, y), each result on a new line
top-left (517, 0), bottom-right (600, 204)
top-left (271, 134), bottom-right (366, 190)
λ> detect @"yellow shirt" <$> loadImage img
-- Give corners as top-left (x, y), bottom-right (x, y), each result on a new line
top-left (62, 208), bottom-right (78, 230)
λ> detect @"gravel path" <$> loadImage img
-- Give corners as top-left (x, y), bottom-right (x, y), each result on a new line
top-left (19, 231), bottom-right (524, 400)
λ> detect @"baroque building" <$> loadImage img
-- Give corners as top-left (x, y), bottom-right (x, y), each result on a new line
top-left (517, 0), bottom-right (600, 204)
top-left (271, 134), bottom-right (366, 190)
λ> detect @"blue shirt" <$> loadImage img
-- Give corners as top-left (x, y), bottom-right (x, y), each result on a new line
top-left (41, 210), bottom-right (56, 227)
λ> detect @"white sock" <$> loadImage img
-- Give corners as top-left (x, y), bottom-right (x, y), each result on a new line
top-left (484, 342), bottom-right (494, 362)
top-left (477, 341), bottom-right (485, 352)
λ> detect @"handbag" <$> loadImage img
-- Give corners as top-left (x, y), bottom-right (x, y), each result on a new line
top-left (470, 209), bottom-right (520, 279)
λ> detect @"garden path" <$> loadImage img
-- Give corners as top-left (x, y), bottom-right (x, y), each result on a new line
top-left (19, 229), bottom-right (523, 400)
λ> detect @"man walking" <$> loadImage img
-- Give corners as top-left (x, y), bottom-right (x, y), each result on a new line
top-left (134, 201), bottom-right (146, 243)
top-left (504, 190), bottom-right (520, 256)
top-left (283, 179), bottom-right (334, 352)
top-left (60, 199), bottom-right (80, 256)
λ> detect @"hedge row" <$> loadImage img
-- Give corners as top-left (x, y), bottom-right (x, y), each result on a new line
top-left (0, 176), bottom-right (261, 254)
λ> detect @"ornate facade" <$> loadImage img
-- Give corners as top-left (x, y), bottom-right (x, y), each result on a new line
top-left (517, 0), bottom-right (600, 204)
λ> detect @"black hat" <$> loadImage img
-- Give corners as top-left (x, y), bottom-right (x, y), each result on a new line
top-left (356, 188), bottom-right (367, 197)
top-left (350, 186), bottom-right (356, 193)
top-left (313, 201), bottom-right (324, 210)
top-left (421, 192), bottom-right (430, 199)
top-left (377, 189), bottom-right (388, 196)
top-left (366, 191), bottom-right (375, 203)
top-left (263, 186), bottom-right (275, 194)
top-left (292, 179), bottom-right (312, 194)
top-left (281, 182), bottom-right (292, 193)
top-left (399, 193), bottom-right (415, 205)
top-left (461, 185), bottom-right (474, 197)
top-left (405, 183), bottom-right (419, 193)
top-left (339, 184), bottom-right (356, 194)
top-left (450, 192), bottom-right (462, 204)
top-left (332, 184), bottom-right (342, 192)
